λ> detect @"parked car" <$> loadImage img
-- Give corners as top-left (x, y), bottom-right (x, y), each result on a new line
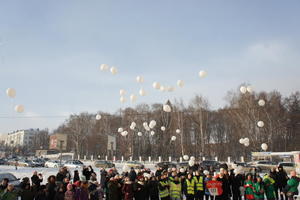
top-left (177, 162), bottom-right (190, 169)
top-left (0, 159), bottom-right (7, 165)
top-left (248, 160), bottom-right (277, 172)
top-left (64, 160), bottom-right (84, 168)
top-left (45, 160), bottom-right (61, 168)
top-left (278, 162), bottom-right (296, 173)
top-left (94, 160), bottom-right (115, 168)
top-left (200, 160), bottom-right (221, 170)
top-left (156, 162), bottom-right (177, 170)
top-left (31, 159), bottom-right (45, 167)
top-left (0, 173), bottom-right (21, 187)
top-left (123, 161), bottom-right (144, 169)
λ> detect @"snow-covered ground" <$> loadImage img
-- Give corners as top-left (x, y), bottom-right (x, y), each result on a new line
top-left (0, 161), bottom-right (156, 184)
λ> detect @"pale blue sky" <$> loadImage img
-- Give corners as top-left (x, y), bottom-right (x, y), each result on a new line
top-left (0, 0), bottom-right (300, 133)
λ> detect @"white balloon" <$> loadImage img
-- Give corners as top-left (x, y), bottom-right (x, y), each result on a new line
top-left (261, 143), bottom-right (268, 151)
top-left (183, 155), bottom-right (189, 161)
top-left (177, 80), bottom-right (184, 87)
top-left (120, 96), bottom-right (126, 103)
top-left (131, 122), bottom-right (136, 128)
top-left (239, 138), bottom-right (244, 144)
top-left (6, 88), bottom-right (16, 98)
top-left (130, 126), bottom-right (135, 130)
top-left (258, 99), bottom-right (266, 107)
top-left (190, 156), bottom-right (195, 161)
top-left (188, 160), bottom-right (195, 167)
top-left (160, 86), bottom-right (166, 92)
top-left (14, 105), bottom-right (24, 113)
top-left (161, 126), bottom-right (166, 131)
top-left (110, 67), bottom-right (118, 75)
top-left (96, 114), bottom-right (102, 120)
top-left (244, 138), bottom-right (249, 144)
top-left (149, 120), bottom-right (157, 129)
top-left (244, 142), bottom-right (250, 147)
top-left (199, 70), bottom-right (207, 78)
top-left (139, 88), bottom-right (146, 96)
top-left (120, 89), bottom-right (126, 96)
top-left (130, 94), bottom-right (137, 102)
top-left (240, 86), bottom-right (247, 94)
top-left (143, 122), bottom-right (150, 131)
top-left (257, 121), bottom-right (264, 128)
top-left (171, 136), bottom-right (176, 141)
top-left (136, 76), bottom-right (144, 83)
top-left (163, 104), bottom-right (171, 112)
top-left (176, 129), bottom-right (181, 134)
top-left (137, 132), bottom-right (143, 137)
top-left (150, 131), bottom-right (155, 136)
top-left (152, 82), bottom-right (161, 89)
top-left (166, 86), bottom-right (175, 92)
top-left (123, 131), bottom-right (128, 136)
top-left (118, 128), bottom-right (123, 133)
top-left (247, 86), bottom-right (253, 93)
top-left (100, 64), bottom-right (109, 71)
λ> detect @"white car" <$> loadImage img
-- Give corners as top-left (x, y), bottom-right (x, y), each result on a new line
top-left (64, 160), bottom-right (84, 168)
top-left (45, 160), bottom-right (61, 168)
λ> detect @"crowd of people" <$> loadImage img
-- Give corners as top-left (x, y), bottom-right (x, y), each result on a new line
top-left (0, 164), bottom-right (299, 200)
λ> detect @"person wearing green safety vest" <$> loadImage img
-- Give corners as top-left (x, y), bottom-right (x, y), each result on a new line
top-left (170, 176), bottom-right (182, 200)
top-left (263, 173), bottom-right (276, 200)
top-left (193, 171), bottom-right (205, 200)
top-left (184, 174), bottom-right (195, 200)
top-left (168, 171), bottom-right (177, 184)
top-left (159, 174), bottom-right (170, 200)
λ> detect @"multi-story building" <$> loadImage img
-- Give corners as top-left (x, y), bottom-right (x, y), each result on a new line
top-left (5, 129), bottom-right (38, 147)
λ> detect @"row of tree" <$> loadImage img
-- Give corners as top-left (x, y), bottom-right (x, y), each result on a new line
top-left (52, 86), bottom-right (299, 161)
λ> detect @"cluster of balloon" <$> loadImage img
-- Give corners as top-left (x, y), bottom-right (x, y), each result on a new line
top-left (152, 81), bottom-right (175, 93)
top-left (136, 76), bottom-right (144, 83)
top-left (130, 122), bottom-right (136, 130)
top-left (149, 120), bottom-right (156, 129)
top-left (121, 131), bottom-right (128, 137)
top-left (163, 104), bottom-right (171, 112)
top-left (95, 114), bottom-right (102, 120)
top-left (240, 85), bottom-right (253, 94)
top-left (261, 143), bottom-right (268, 151)
top-left (119, 89), bottom-right (126, 103)
top-left (258, 99), bottom-right (266, 107)
top-left (239, 137), bottom-right (250, 147)
top-left (161, 126), bottom-right (166, 131)
top-left (143, 122), bottom-right (150, 131)
top-left (198, 70), bottom-right (207, 78)
top-left (171, 136), bottom-right (176, 141)
top-left (183, 155), bottom-right (189, 161)
top-left (6, 88), bottom-right (25, 113)
top-left (100, 64), bottom-right (118, 75)
top-left (257, 121), bottom-right (264, 128)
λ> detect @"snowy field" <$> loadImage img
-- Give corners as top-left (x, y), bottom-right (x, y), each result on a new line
top-left (0, 161), bottom-right (156, 184)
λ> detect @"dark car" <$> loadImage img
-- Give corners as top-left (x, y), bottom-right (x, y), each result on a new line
top-left (155, 162), bottom-right (177, 170)
top-left (94, 160), bottom-right (115, 168)
top-left (0, 173), bottom-right (21, 187)
top-left (200, 160), bottom-right (221, 170)
top-left (0, 159), bottom-right (7, 165)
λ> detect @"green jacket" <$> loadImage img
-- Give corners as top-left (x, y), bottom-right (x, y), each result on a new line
top-left (287, 177), bottom-right (299, 193)
top-left (0, 190), bottom-right (18, 200)
top-left (253, 182), bottom-right (264, 199)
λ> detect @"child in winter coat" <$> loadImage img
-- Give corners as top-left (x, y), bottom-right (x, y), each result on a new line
top-left (64, 184), bottom-right (74, 200)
